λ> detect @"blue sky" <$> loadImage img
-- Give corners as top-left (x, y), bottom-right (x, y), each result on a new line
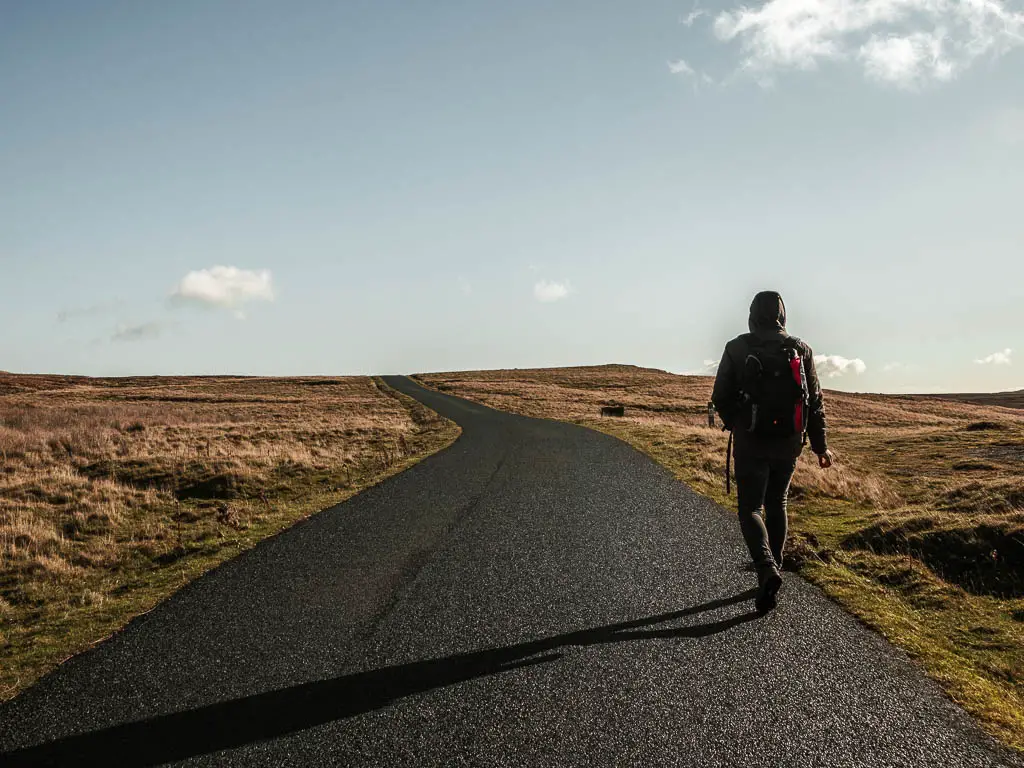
top-left (2, 0), bottom-right (1022, 392)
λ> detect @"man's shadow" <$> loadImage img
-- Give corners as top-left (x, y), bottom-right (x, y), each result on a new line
top-left (1, 590), bottom-right (759, 767)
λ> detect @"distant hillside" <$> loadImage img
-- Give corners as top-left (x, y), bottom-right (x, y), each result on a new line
top-left (930, 390), bottom-right (1024, 410)
top-left (0, 372), bottom-right (257, 396)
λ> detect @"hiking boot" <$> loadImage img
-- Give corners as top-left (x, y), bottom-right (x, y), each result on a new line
top-left (755, 568), bottom-right (783, 613)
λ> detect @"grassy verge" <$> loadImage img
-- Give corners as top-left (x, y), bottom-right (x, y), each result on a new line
top-left (415, 365), bottom-right (1024, 751)
top-left (0, 374), bottom-right (459, 701)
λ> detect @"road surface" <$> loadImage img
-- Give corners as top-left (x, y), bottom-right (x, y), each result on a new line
top-left (0, 376), bottom-right (1018, 767)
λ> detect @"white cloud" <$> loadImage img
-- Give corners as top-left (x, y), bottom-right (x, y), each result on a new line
top-left (668, 58), bottom-right (716, 86)
top-left (859, 31), bottom-right (954, 86)
top-left (814, 354), bottom-right (868, 377)
top-left (669, 58), bottom-right (697, 76)
top-left (170, 266), bottom-right (274, 318)
top-left (685, 359), bottom-right (720, 375)
top-left (534, 280), bottom-right (571, 303)
top-left (706, 0), bottom-right (1024, 88)
top-left (682, 6), bottom-right (706, 26)
top-left (457, 277), bottom-right (472, 296)
top-left (883, 361), bottom-right (906, 371)
top-left (112, 322), bottom-right (162, 343)
top-left (974, 348), bottom-right (1012, 365)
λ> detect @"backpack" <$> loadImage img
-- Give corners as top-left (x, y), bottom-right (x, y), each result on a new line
top-left (737, 336), bottom-right (809, 439)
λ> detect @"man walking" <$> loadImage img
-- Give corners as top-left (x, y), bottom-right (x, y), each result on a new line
top-left (711, 291), bottom-right (833, 613)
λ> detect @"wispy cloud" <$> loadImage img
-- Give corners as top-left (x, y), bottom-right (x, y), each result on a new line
top-left (534, 280), bottom-right (571, 303)
top-left (882, 361), bottom-right (907, 372)
top-left (170, 266), bottom-right (274, 319)
top-left (669, 58), bottom-right (697, 76)
top-left (682, 7), bottom-right (706, 27)
top-left (701, 358), bottom-right (720, 374)
top-left (814, 354), bottom-right (867, 377)
top-left (57, 300), bottom-right (123, 324)
top-left (699, 0), bottom-right (1024, 88)
top-left (112, 322), bottom-right (162, 343)
top-left (668, 58), bottom-right (716, 86)
top-left (974, 348), bottom-right (1012, 365)
top-left (457, 277), bottom-right (473, 296)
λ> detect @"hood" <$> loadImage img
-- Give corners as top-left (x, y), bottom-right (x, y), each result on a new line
top-left (748, 291), bottom-right (787, 333)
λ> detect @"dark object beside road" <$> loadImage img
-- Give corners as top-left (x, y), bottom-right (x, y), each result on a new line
top-left (600, 405), bottom-right (625, 417)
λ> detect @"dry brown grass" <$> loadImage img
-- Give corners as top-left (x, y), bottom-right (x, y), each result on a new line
top-left (933, 390), bottom-right (1024, 410)
top-left (416, 364), bottom-right (1024, 750)
top-left (0, 373), bottom-right (458, 700)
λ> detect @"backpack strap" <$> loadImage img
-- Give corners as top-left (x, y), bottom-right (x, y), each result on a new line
top-left (726, 430), bottom-right (733, 495)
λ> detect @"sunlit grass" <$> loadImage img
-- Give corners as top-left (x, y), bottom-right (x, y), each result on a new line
top-left (0, 374), bottom-right (459, 701)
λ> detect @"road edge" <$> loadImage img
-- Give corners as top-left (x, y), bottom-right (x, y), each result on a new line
top-left (0, 377), bottom-right (461, 705)
top-left (407, 373), bottom-right (1024, 755)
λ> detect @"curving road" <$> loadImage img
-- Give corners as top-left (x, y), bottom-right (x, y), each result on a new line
top-left (0, 376), bottom-right (1019, 767)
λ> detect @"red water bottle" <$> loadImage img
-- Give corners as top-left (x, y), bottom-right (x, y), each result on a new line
top-left (789, 350), bottom-right (806, 434)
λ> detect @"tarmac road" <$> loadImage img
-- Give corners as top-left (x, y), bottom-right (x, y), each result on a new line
top-left (0, 375), bottom-right (1019, 767)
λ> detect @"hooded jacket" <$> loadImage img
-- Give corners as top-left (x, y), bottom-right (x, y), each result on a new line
top-left (711, 291), bottom-right (828, 457)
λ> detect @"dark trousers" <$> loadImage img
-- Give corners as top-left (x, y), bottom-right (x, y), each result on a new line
top-left (734, 451), bottom-right (798, 572)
